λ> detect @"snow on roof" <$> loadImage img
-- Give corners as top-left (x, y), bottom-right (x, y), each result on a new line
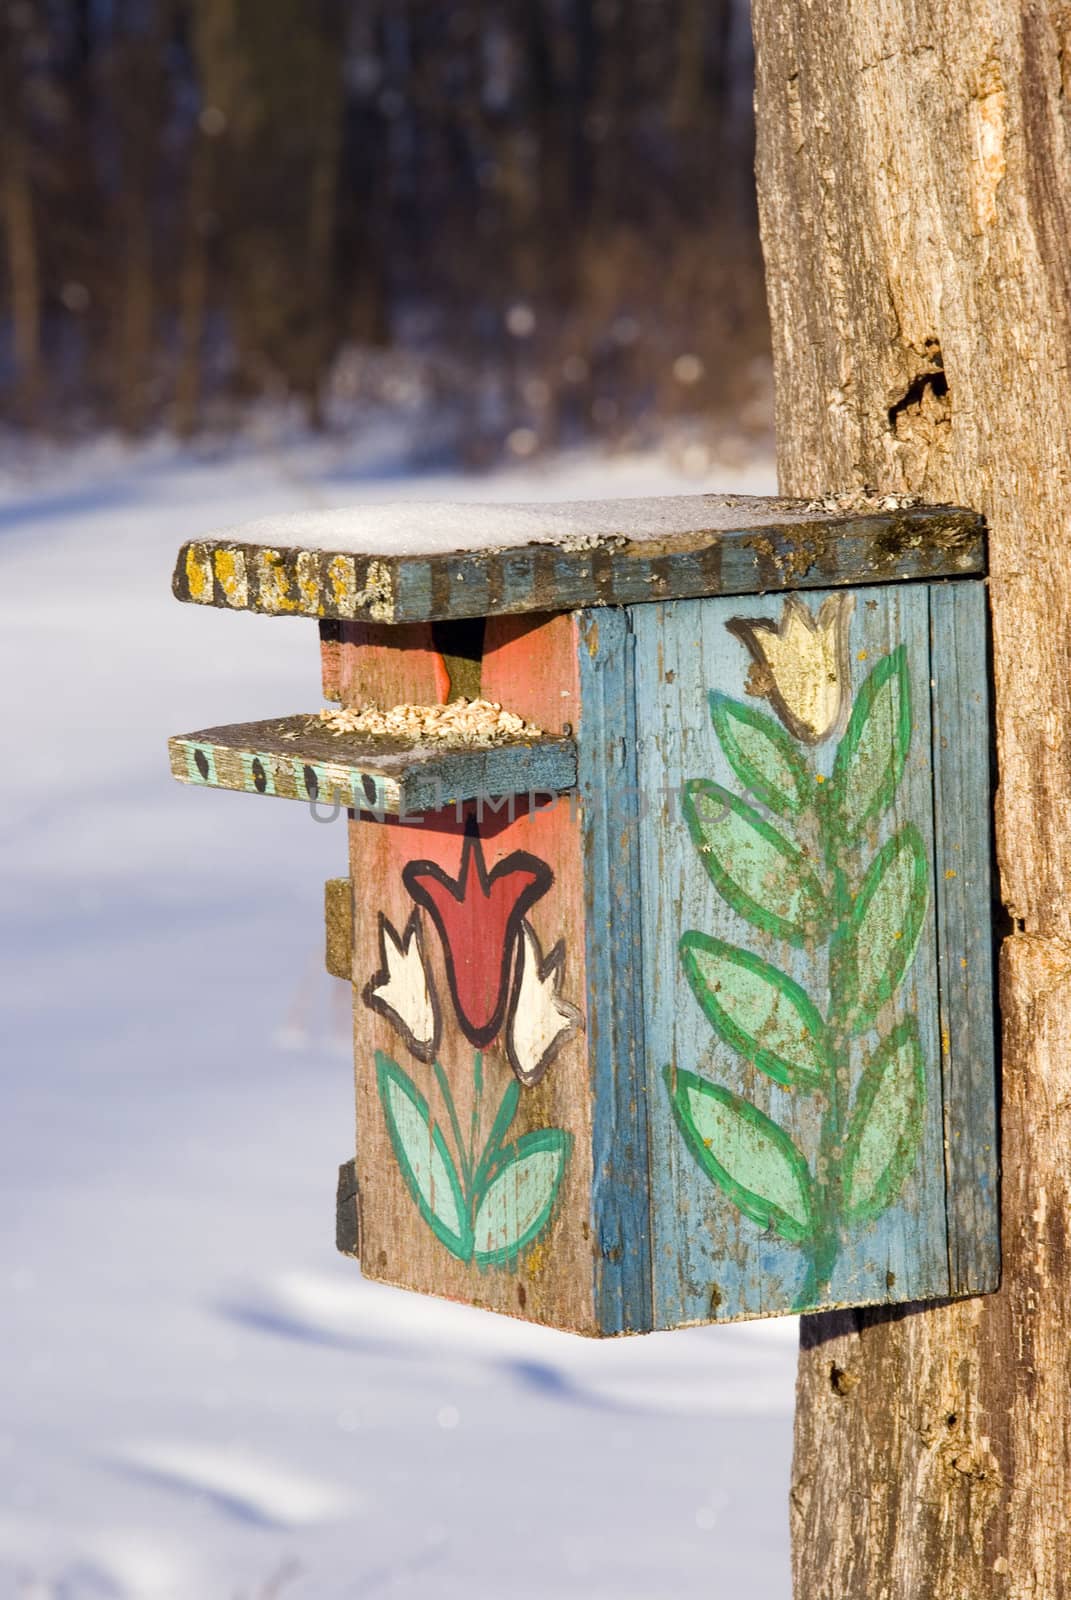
top-left (206, 493), bottom-right (815, 557)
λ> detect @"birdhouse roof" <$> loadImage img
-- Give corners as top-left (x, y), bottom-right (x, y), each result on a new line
top-left (173, 493), bottom-right (984, 625)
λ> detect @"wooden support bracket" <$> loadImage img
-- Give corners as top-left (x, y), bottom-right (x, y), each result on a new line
top-left (324, 877), bottom-right (353, 981)
top-left (336, 1158), bottom-right (361, 1260)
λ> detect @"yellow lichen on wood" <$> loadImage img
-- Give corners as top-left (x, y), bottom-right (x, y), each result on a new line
top-left (214, 547), bottom-right (248, 608)
top-left (185, 543), bottom-right (214, 602)
top-left (256, 549), bottom-right (297, 613)
top-left (296, 550), bottom-right (320, 612)
top-left (358, 558), bottom-right (394, 624)
top-left (525, 1238), bottom-right (550, 1279)
top-left (327, 554), bottom-right (357, 618)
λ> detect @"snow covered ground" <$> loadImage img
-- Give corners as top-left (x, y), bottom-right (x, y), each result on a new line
top-left (0, 433), bottom-right (796, 1600)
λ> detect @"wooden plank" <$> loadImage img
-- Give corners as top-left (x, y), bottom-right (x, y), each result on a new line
top-left (576, 608), bottom-right (654, 1333)
top-left (172, 497), bottom-right (985, 624)
top-left (326, 620), bottom-right (452, 708)
top-left (480, 611), bottom-right (580, 731)
top-left (168, 715), bottom-right (577, 815)
top-left (319, 619), bottom-right (344, 703)
top-left (928, 581), bottom-right (1000, 1296)
top-left (324, 616), bottom-right (488, 711)
top-left (634, 585), bottom-right (951, 1324)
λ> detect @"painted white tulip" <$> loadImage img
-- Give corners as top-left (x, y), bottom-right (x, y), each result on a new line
top-left (506, 920), bottom-right (582, 1087)
top-left (363, 914), bottom-right (440, 1061)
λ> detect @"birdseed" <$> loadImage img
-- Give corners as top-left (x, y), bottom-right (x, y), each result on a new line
top-left (317, 697), bottom-right (543, 748)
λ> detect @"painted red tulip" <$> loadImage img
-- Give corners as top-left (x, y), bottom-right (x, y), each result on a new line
top-left (403, 821), bottom-right (552, 1048)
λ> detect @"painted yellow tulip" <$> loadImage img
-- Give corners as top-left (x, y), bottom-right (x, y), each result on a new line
top-left (727, 593), bottom-right (855, 744)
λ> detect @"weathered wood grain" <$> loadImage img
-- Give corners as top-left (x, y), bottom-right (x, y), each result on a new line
top-left (575, 608), bottom-right (653, 1334)
top-left (168, 715), bottom-right (577, 815)
top-left (172, 498), bottom-right (984, 624)
top-left (322, 619), bottom-right (452, 708)
top-left (481, 611), bottom-right (579, 732)
top-left (750, 1), bottom-right (1071, 1590)
top-left (928, 582), bottom-right (1000, 1297)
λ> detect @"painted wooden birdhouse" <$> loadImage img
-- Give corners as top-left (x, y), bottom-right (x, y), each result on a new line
top-left (169, 493), bottom-right (999, 1334)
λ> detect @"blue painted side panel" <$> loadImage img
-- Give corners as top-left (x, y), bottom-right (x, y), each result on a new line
top-left (928, 581), bottom-right (1000, 1294)
top-left (632, 587), bottom-right (957, 1324)
top-left (576, 608), bottom-right (654, 1333)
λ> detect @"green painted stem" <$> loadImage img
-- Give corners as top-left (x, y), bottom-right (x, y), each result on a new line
top-left (798, 1046), bottom-right (844, 1306)
top-left (796, 1227), bottom-right (840, 1308)
top-left (797, 803), bottom-right (856, 1307)
top-left (434, 1060), bottom-right (473, 1192)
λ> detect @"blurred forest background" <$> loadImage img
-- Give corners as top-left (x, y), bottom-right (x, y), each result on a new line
top-left (0, 0), bottom-right (770, 465)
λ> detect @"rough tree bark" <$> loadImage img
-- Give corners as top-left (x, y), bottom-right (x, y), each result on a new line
top-left (0, 124), bottom-right (42, 419)
top-left (0, 7), bottom-right (42, 423)
top-left (749, 3), bottom-right (1071, 1595)
top-left (174, 127), bottom-right (213, 440)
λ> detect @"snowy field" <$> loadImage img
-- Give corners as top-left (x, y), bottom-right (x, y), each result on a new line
top-left (0, 433), bottom-right (796, 1600)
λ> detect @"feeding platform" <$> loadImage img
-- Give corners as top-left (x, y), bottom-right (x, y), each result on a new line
top-left (169, 715), bottom-right (577, 815)
top-left (169, 492), bottom-right (998, 1336)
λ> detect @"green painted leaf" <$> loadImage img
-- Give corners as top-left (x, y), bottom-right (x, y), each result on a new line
top-left (665, 1066), bottom-right (814, 1242)
top-left (830, 646), bottom-right (912, 840)
top-left (472, 1128), bottom-right (571, 1265)
top-left (679, 932), bottom-right (830, 1089)
top-left (376, 1051), bottom-right (471, 1260)
top-left (708, 692), bottom-right (813, 817)
top-left (839, 824), bottom-right (929, 1028)
top-left (842, 1018), bottom-right (926, 1222)
top-left (682, 780), bottom-right (828, 947)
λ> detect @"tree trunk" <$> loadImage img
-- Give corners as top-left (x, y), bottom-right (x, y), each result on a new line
top-left (174, 131), bottom-right (212, 439)
top-left (749, 4), bottom-right (1071, 1595)
top-left (1, 120), bottom-right (42, 421)
top-left (117, 190), bottom-right (154, 436)
top-left (111, 7), bottom-right (167, 438)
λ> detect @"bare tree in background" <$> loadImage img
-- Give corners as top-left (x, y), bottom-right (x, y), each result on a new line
top-left (0, 4), bottom-right (45, 422)
top-left (0, 0), bottom-right (768, 454)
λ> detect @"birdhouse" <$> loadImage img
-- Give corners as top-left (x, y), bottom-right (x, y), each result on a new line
top-left (169, 493), bottom-right (999, 1334)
